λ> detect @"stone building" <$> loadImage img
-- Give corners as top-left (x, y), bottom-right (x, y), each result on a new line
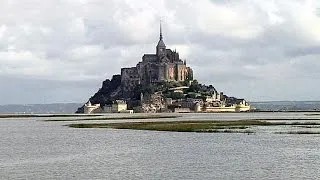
top-left (121, 24), bottom-right (193, 90)
top-left (83, 101), bottom-right (102, 114)
top-left (104, 100), bottom-right (128, 113)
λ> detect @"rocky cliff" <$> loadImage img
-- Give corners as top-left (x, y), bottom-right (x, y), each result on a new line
top-left (76, 75), bottom-right (122, 113)
top-left (76, 74), bottom-right (143, 113)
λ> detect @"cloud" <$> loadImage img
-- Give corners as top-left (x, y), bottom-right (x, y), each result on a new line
top-left (1, 0), bottom-right (320, 104)
top-left (287, 46), bottom-right (320, 57)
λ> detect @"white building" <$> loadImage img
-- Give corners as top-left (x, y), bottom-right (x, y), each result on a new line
top-left (84, 101), bottom-right (101, 114)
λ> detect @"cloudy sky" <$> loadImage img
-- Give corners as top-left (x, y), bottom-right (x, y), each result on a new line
top-left (1, 0), bottom-right (320, 104)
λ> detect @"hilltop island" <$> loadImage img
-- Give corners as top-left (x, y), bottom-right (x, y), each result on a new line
top-left (76, 25), bottom-right (251, 114)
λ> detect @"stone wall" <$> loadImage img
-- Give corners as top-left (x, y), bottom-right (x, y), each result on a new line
top-left (121, 67), bottom-right (140, 90)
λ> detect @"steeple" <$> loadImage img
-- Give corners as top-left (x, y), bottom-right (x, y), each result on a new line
top-left (157, 21), bottom-right (166, 47)
top-left (156, 21), bottom-right (166, 56)
top-left (160, 21), bottom-right (163, 40)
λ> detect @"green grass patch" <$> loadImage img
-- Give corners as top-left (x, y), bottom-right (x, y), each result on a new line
top-left (290, 122), bottom-right (320, 125)
top-left (291, 125), bottom-right (320, 128)
top-left (67, 120), bottom-right (270, 132)
top-left (275, 131), bottom-right (320, 134)
top-left (196, 128), bottom-right (255, 134)
top-left (304, 114), bottom-right (320, 116)
top-left (67, 119), bottom-right (320, 133)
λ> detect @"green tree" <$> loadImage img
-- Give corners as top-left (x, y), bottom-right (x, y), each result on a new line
top-left (188, 80), bottom-right (201, 92)
top-left (170, 92), bottom-right (185, 99)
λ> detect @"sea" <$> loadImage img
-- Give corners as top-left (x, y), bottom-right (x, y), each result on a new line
top-left (1, 102), bottom-right (320, 179)
top-left (1, 101), bottom-right (320, 114)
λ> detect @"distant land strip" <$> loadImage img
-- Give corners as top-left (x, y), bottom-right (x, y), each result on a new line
top-left (0, 114), bottom-right (104, 118)
top-left (253, 110), bottom-right (320, 112)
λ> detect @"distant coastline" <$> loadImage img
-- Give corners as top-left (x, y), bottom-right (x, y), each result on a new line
top-left (1, 101), bottom-right (320, 114)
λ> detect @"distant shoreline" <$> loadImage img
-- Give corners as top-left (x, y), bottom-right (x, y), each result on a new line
top-left (1, 101), bottom-right (320, 114)
top-left (252, 110), bottom-right (320, 113)
top-left (0, 114), bottom-right (102, 118)
top-left (2, 111), bottom-right (320, 119)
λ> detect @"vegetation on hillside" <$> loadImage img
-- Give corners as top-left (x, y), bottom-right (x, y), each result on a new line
top-left (76, 77), bottom-right (223, 113)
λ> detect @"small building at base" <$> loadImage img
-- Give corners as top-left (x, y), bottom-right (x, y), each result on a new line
top-left (202, 99), bottom-right (251, 112)
top-left (104, 100), bottom-right (131, 113)
top-left (84, 101), bottom-right (102, 114)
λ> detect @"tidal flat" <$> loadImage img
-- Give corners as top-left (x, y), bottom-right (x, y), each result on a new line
top-left (44, 114), bottom-right (181, 121)
top-left (2, 112), bottom-right (320, 179)
top-left (67, 119), bottom-right (320, 134)
top-left (0, 114), bottom-right (103, 118)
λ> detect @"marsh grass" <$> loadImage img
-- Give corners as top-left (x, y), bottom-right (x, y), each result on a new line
top-left (197, 129), bottom-right (255, 134)
top-left (67, 119), bottom-right (320, 133)
top-left (67, 120), bottom-right (271, 133)
top-left (276, 131), bottom-right (320, 134)
top-left (290, 122), bottom-right (320, 126)
top-left (304, 114), bottom-right (320, 116)
top-left (291, 125), bottom-right (320, 128)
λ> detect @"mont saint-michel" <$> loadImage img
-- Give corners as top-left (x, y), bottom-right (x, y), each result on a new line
top-left (76, 25), bottom-right (251, 114)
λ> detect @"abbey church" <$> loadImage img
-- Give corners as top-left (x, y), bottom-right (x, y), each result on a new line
top-left (121, 24), bottom-right (193, 90)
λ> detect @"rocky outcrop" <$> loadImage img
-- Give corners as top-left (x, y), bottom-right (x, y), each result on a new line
top-left (76, 75), bottom-right (122, 113)
top-left (76, 73), bottom-right (146, 113)
top-left (76, 75), bottom-right (249, 113)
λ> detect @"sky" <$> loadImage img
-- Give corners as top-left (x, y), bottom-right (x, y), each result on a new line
top-left (1, 0), bottom-right (320, 104)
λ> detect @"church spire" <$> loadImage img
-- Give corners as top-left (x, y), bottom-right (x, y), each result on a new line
top-left (156, 20), bottom-right (166, 48)
top-left (156, 20), bottom-right (166, 56)
top-left (160, 20), bottom-right (163, 40)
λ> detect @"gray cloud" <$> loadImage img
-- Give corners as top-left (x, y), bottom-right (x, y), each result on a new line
top-left (1, 0), bottom-right (320, 104)
top-left (287, 46), bottom-right (320, 57)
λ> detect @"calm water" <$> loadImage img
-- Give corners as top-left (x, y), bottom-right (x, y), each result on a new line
top-left (1, 113), bottom-right (320, 179)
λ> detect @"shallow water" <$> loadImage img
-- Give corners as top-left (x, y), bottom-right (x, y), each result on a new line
top-left (1, 113), bottom-right (320, 179)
